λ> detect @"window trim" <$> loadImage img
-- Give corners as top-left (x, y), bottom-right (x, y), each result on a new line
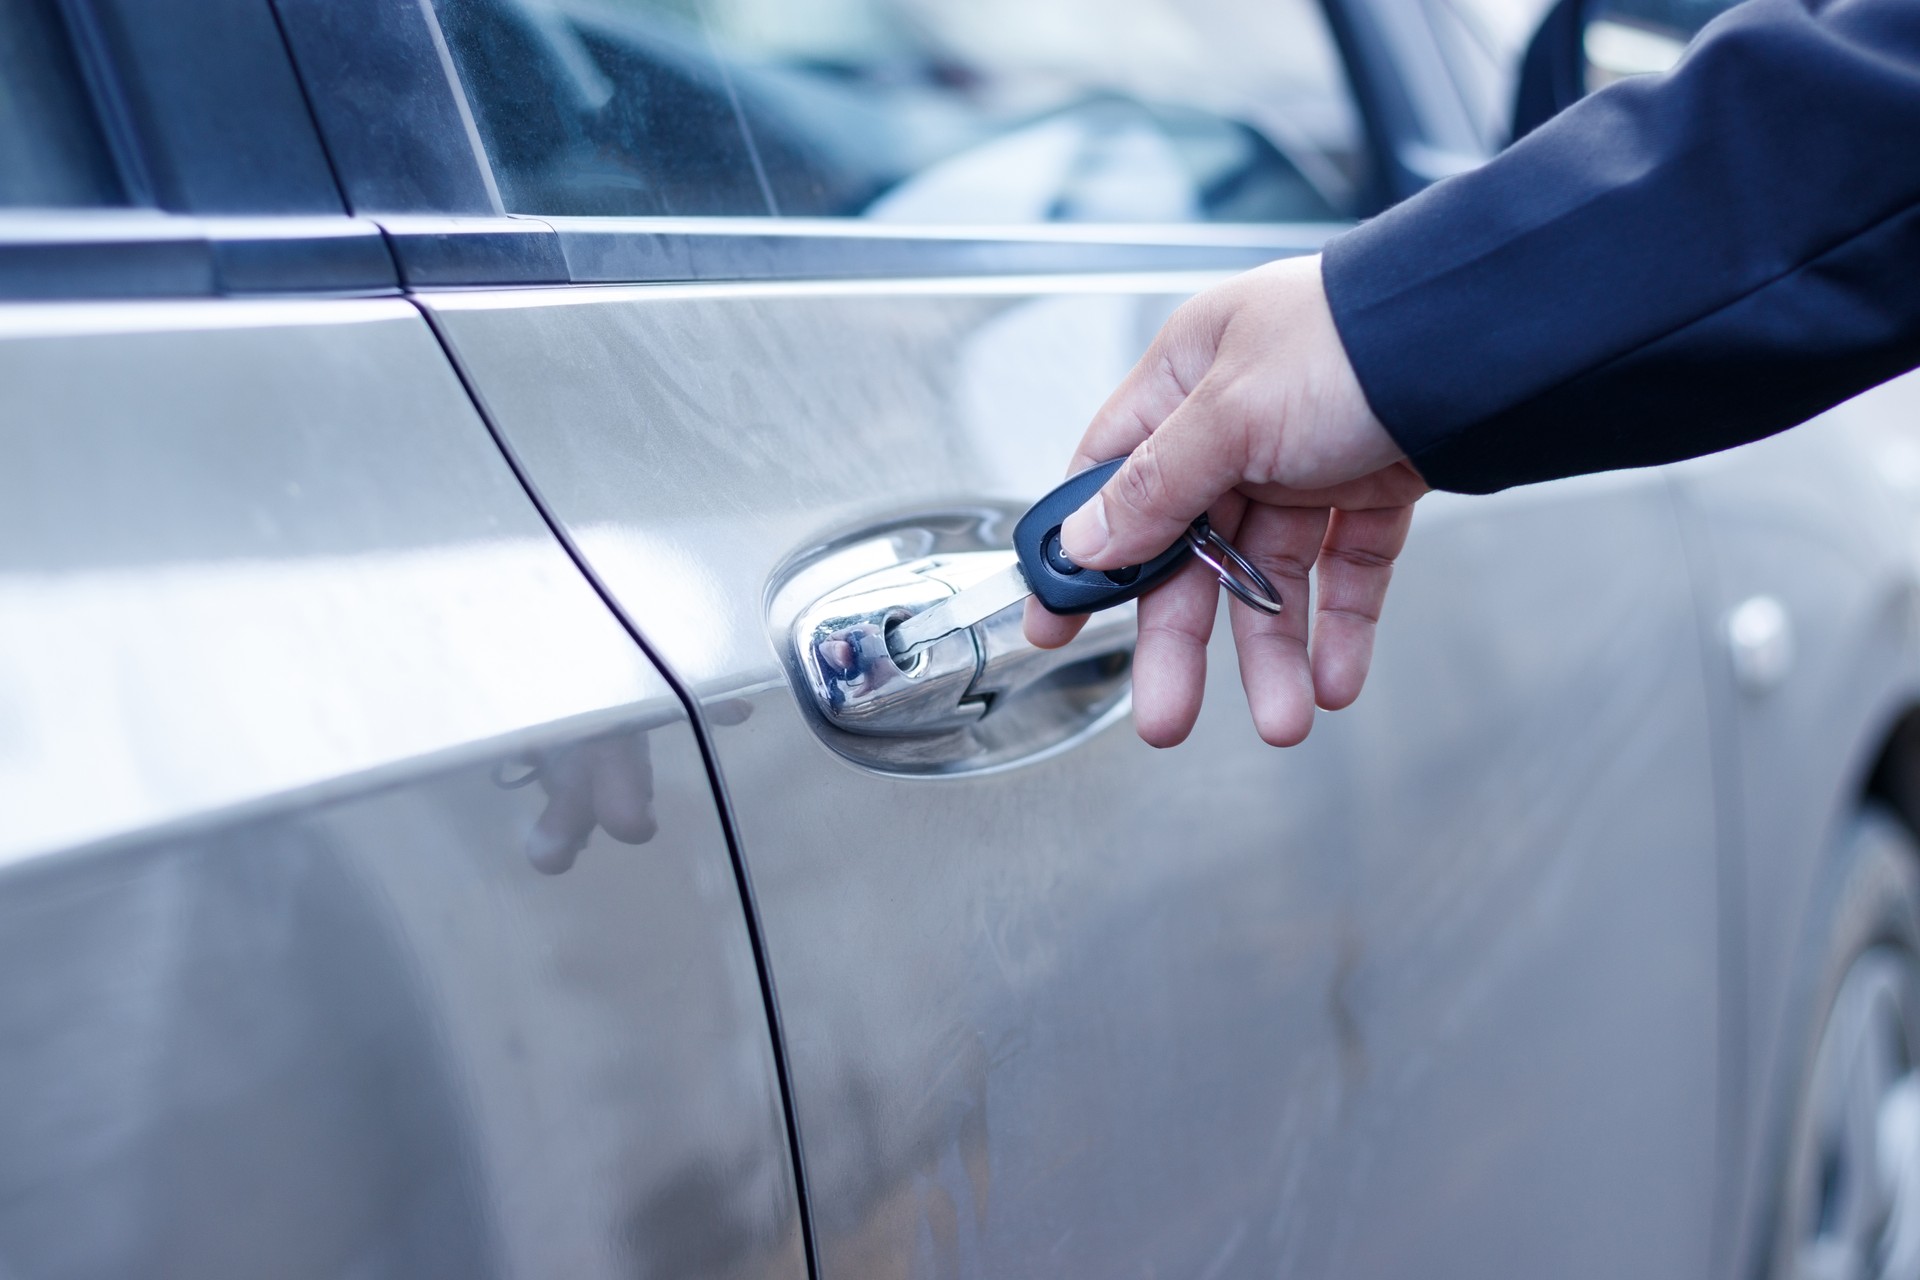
top-left (0, 211), bottom-right (396, 300)
top-left (278, 0), bottom-right (1370, 287)
top-left (376, 213), bottom-right (1340, 287)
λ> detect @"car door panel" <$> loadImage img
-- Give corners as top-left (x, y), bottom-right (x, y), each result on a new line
top-left (1667, 393), bottom-right (1920, 1272)
top-left (428, 276), bottom-right (1721, 1278)
top-left (0, 298), bottom-right (802, 1279)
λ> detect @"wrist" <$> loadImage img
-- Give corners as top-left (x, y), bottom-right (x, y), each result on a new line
top-left (1265, 255), bottom-right (1403, 487)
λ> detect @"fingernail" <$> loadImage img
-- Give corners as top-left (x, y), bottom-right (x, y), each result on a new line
top-left (1060, 496), bottom-right (1108, 561)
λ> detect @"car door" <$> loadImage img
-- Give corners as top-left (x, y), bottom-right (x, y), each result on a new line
top-left (0, 5), bottom-right (800, 1277)
top-left (282, 0), bottom-right (1727, 1274)
top-left (1664, 390), bottom-right (1920, 1275)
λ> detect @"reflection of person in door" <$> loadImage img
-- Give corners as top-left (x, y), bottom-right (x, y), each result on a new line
top-left (518, 730), bottom-right (659, 875)
top-left (508, 703), bottom-right (751, 873)
top-left (1028, 0), bottom-right (1920, 750)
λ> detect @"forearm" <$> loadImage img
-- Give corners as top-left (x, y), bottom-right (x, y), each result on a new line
top-left (1323, 0), bottom-right (1920, 493)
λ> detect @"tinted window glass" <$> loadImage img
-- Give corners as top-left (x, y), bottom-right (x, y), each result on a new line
top-left (1597, 0), bottom-right (1742, 36)
top-left (433, 0), bottom-right (1369, 222)
top-left (1424, 0), bottom-right (1554, 152)
top-left (0, 0), bottom-right (125, 207)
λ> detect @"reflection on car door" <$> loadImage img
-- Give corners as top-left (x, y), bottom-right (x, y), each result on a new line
top-left (431, 277), bottom-right (1723, 1277)
top-left (0, 293), bottom-right (805, 1279)
top-left (264, 0), bottom-right (1735, 1268)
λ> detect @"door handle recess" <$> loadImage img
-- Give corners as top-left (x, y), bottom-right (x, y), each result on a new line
top-left (793, 551), bottom-right (1137, 739)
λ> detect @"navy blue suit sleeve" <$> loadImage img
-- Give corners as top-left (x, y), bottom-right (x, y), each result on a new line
top-left (1321, 0), bottom-right (1920, 494)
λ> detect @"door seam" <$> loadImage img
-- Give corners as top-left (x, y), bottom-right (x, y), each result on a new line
top-left (409, 297), bottom-right (822, 1280)
top-left (1663, 470), bottom-right (1750, 1280)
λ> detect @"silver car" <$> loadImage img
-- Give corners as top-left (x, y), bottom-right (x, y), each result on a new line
top-left (4, 0), bottom-right (1918, 1277)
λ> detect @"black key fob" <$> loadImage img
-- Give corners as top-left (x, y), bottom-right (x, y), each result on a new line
top-left (1014, 458), bottom-right (1194, 615)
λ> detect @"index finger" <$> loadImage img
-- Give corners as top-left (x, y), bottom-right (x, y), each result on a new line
top-left (1067, 294), bottom-right (1223, 474)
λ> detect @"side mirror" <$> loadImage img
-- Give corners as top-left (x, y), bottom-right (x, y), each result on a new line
top-left (1511, 0), bottom-right (1718, 143)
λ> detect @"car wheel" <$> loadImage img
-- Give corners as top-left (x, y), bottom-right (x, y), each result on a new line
top-left (1771, 807), bottom-right (1920, 1280)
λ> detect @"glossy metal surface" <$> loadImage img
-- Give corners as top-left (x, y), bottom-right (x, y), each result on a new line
top-left (957, 565), bottom-right (1136, 718)
top-left (789, 546), bottom-right (1137, 759)
top-left (793, 558), bottom-right (983, 738)
top-left (368, 214), bottom-right (1334, 288)
top-left (884, 561), bottom-right (1030, 658)
top-left (0, 211), bottom-right (396, 299)
top-left (1669, 389), bottom-right (1920, 1277)
top-left (430, 275), bottom-right (1723, 1278)
top-left (0, 297), bottom-right (649, 861)
top-left (0, 718), bottom-right (802, 1280)
top-left (0, 297), bottom-right (801, 1278)
top-left (377, 215), bottom-right (569, 287)
top-left (1184, 521), bottom-right (1285, 614)
top-left (544, 217), bottom-right (1339, 285)
top-left (1727, 595), bottom-right (1795, 695)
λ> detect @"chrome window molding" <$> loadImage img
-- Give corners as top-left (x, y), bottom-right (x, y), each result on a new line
top-left (0, 208), bottom-right (1338, 300)
top-left (382, 214), bottom-right (1347, 287)
top-left (0, 210), bottom-right (396, 299)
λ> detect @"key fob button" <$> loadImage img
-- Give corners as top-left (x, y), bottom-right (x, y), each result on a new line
top-left (1042, 527), bottom-right (1082, 576)
top-left (1014, 458), bottom-right (1194, 615)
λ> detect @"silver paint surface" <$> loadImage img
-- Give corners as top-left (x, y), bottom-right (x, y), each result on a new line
top-left (1670, 387), bottom-right (1920, 1277)
top-left (431, 276), bottom-right (1725, 1278)
top-left (0, 299), bottom-right (802, 1279)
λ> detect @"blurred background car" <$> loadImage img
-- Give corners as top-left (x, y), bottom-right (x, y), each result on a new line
top-left (3, 0), bottom-right (1917, 1278)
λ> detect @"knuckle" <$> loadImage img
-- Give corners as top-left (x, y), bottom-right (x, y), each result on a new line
top-left (1171, 291), bottom-right (1221, 338)
top-left (1195, 376), bottom-right (1273, 480)
top-left (1317, 602), bottom-right (1383, 626)
top-left (1244, 546), bottom-right (1316, 583)
top-left (1196, 372), bottom-right (1257, 426)
top-left (1112, 449), bottom-right (1170, 518)
top-left (1319, 544), bottom-right (1396, 573)
top-left (1154, 350), bottom-right (1194, 399)
top-left (1136, 616), bottom-right (1209, 651)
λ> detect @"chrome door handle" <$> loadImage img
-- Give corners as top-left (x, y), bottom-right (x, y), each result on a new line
top-left (793, 550), bottom-right (1137, 738)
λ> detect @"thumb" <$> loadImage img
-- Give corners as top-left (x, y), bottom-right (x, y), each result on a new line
top-left (1059, 389), bottom-right (1247, 568)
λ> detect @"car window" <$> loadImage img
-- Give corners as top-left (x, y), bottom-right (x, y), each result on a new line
top-left (430, 0), bottom-right (1369, 223)
top-left (1595, 0), bottom-right (1744, 37)
top-left (0, 0), bottom-right (125, 207)
top-left (1425, 0), bottom-right (1560, 152)
top-left (1437, 0), bottom-right (1742, 149)
top-left (1583, 0), bottom-right (1744, 90)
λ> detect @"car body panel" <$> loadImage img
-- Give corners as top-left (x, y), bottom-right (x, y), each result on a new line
top-left (0, 298), bottom-right (802, 1279)
top-left (9, 0), bottom-right (1920, 1274)
top-left (1668, 389), bottom-right (1920, 1274)
top-left (0, 298), bottom-right (650, 859)
top-left (427, 277), bottom-right (1721, 1277)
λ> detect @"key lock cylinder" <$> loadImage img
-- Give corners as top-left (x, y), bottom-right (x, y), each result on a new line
top-left (792, 459), bottom-right (1281, 741)
top-left (794, 555), bottom-right (1062, 738)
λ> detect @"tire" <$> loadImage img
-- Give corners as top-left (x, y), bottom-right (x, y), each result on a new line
top-left (1769, 806), bottom-right (1920, 1280)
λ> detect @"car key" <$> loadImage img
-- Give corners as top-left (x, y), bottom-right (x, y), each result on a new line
top-left (887, 457), bottom-right (1283, 659)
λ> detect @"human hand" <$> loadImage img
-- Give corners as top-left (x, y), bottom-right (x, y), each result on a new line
top-left (1022, 254), bottom-right (1428, 748)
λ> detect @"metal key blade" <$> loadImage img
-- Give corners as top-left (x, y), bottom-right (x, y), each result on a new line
top-left (887, 561), bottom-right (1032, 658)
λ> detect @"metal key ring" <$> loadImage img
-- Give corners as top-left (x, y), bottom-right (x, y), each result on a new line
top-left (1186, 519), bottom-right (1284, 615)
